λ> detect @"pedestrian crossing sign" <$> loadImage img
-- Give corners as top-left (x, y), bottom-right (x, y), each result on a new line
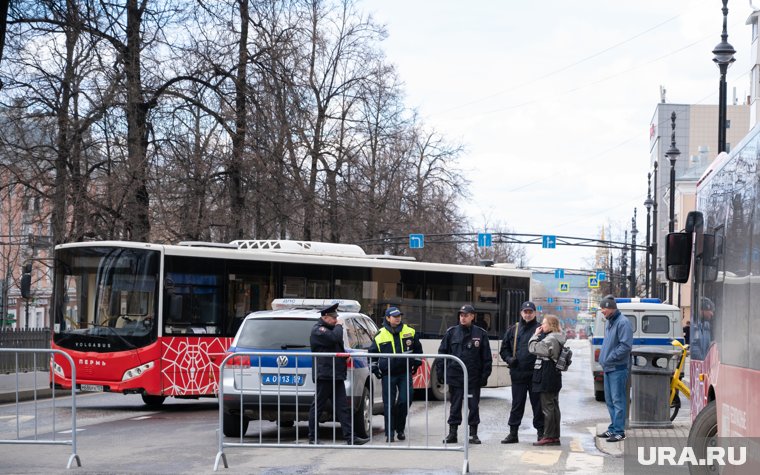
top-left (559, 282), bottom-right (570, 292)
top-left (588, 277), bottom-right (600, 288)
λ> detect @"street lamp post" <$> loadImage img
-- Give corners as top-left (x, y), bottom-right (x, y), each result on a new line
top-left (644, 173), bottom-right (653, 297)
top-left (621, 230), bottom-right (628, 297)
top-left (631, 208), bottom-right (638, 297)
top-left (651, 160), bottom-right (658, 299)
top-left (713, 0), bottom-right (735, 154)
top-left (666, 112), bottom-right (680, 303)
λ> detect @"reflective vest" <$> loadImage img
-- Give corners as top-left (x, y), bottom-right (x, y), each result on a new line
top-left (374, 324), bottom-right (416, 354)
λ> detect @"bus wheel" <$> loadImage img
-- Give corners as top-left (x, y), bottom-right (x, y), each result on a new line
top-left (594, 390), bottom-right (605, 402)
top-left (429, 367), bottom-right (448, 401)
top-left (686, 400), bottom-right (718, 475)
top-left (223, 412), bottom-right (249, 438)
top-left (352, 386), bottom-right (371, 439)
top-left (141, 394), bottom-right (166, 407)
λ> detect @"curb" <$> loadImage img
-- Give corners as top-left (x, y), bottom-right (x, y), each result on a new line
top-left (0, 388), bottom-right (72, 404)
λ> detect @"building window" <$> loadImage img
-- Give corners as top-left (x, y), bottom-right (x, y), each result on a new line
top-left (726, 119), bottom-right (731, 129)
top-left (726, 143), bottom-right (731, 153)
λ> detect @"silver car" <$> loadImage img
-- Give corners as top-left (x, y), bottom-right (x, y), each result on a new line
top-left (221, 299), bottom-right (383, 438)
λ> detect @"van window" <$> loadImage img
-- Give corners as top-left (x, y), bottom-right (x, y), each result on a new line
top-left (642, 315), bottom-right (670, 334)
top-left (236, 318), bottom-right (314, 349)
top-left (624, 314), bottom-right (637, 332)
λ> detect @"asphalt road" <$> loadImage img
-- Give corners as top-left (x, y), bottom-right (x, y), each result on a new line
top-left (0, 339), bottom-right (625, 474)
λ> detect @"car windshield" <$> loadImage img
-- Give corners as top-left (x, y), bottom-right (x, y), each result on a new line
top-left (236, 318), bottom-right (315, 349)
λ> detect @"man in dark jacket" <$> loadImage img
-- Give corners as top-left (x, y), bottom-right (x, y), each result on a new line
top-left (369, 306), bottom-right (423, 442)
top-left (436, 304), bottom-right (492, 444)
top-left (499, 301), bottom-right (544, 443)
top-left (308, 303), bottom-right (368, 445)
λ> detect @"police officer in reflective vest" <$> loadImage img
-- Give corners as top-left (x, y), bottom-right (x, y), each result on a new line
top-left (436, 304), bottom-right (492, 444)
top-left (308, 303), bottom-right (369, 445)
top-left (370, 306), bottom-right (423, 442)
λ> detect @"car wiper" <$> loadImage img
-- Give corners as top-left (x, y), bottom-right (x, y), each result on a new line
top-left (280, 344), bottom-right (309, 349)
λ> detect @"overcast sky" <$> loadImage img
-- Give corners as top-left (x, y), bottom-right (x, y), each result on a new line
top-left (363, 0), bottom-right (754, 271)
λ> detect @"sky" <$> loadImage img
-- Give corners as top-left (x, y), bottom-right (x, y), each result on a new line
top-left (362, 0), bottom-right (754, 271)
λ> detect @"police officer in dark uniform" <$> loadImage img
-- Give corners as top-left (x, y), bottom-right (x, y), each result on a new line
top-left (436, 304), bottom-right (492, 444)
top-left (308, 303), bottom-right (369, 445)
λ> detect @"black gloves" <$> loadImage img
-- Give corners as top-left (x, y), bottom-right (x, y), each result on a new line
top-left (480, 375), bottom-right (489, 387)
top-left (411, 360), bottom-right (422, 375)
top-left (506, 357), bottom-right (518, 369)
top-left (436, 368), bottom-right (445, 385)
top-left (372, 366), bottom-right (383, 379)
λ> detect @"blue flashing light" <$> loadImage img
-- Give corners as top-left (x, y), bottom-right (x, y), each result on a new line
top-left (614, 298), bottom-right (662, 304)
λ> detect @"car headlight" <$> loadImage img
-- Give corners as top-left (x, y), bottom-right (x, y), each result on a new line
top-left (122, 361), bottom-right (155, 382)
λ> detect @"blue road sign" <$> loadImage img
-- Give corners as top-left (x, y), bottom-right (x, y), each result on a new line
top-left (556, 306), bottom-right (562, 311)
top-left (537, 305), bottom-right (543, 312)
top-left (542, 235), bottom-right (557, 249)
top-left (547, 297), bottom-right (554, 303)
top-left (409, 234), bottom-right (424, 249)
top-left (554, 268), bottom-right (564, 279)
top-left (574, 298), bottom-right (580, 305)
top-left (477, 233), bottom-right (492, 247)
top-left (575, 306), bottom-right (580, 311)
top-left (588, 277), bottom-right (600, 288)
top-left (597, 271), bottom-right (607, 281)
top-left (559, 282), bottom-right (570, 293)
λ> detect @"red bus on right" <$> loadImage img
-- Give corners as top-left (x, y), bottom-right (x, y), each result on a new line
top-left (666, 130), bottom-right (760, 472)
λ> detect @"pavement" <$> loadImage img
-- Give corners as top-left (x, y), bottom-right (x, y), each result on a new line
top-left (0, 370), bottom-right (61, 404)
top-left (595, 420), bottom-right (691, 457)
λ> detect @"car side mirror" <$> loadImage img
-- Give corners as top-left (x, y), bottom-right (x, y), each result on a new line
top-left (666, 232), bottom-right (692, 283)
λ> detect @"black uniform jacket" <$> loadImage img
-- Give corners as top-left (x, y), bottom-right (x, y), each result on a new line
top-left (436, 324), bottom-right (492, 387)
top-left (310, 318), bottom-right (347, 381)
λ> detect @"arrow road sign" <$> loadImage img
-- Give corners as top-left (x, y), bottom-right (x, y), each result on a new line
top-left (477, 233), bottom-right (492, 247)
top-left (409, 234), bottom-right (425, 249)
top-left (554, 268), bottom-right (564, 279)
top-left (542, 235), bottom-right (557, 249)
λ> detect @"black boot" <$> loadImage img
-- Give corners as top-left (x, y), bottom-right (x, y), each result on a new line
top-left (443, 424), bottom-right (458, 443)
top-left (501, 426), bottom-right (519, 444)
top-left (537, 429), bottom-right (544, 441)
top-left (469, 425), bottom-right (481, 444)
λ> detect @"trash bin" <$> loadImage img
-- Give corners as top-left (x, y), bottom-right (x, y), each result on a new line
top-left (628, 348), bottom-right (678, 428)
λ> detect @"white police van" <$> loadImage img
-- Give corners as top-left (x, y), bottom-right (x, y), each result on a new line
top-left (589, 298), bottom-right (684, 401)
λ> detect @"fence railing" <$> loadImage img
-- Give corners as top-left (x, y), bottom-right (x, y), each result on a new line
top-left (214, 351), bottom-right (470, 474)
top-left (0, 328), bottom-right (51, 373)
top-left (0, 348), bottom-right (81, 469)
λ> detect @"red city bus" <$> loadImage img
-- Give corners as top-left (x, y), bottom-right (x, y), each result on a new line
top-left (51, 240), bottom-right (530, 405)
top-left (666, 135), bottom-right (760, 455)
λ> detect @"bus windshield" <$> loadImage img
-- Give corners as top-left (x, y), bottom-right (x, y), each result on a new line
top-left (52, 246), bottom-right (160, 352)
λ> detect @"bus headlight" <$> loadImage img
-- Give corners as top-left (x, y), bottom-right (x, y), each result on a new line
top-left (122, 361), bottom-right (155, 382)
top-left (52, 361), bottom-right (65, 378)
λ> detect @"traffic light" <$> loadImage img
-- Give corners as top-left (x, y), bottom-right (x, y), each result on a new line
top-left (20, 263), bottom-right (32, 299)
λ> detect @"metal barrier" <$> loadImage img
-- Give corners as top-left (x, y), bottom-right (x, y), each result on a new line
top-left (214, 351), bottom-right (470, 474)
top-left (0, 348), bottom-right (81, 469)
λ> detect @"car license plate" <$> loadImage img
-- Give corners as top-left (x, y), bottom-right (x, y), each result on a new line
top-left (80, 384), bottom-right (103, 392)
top-left (261, 374), bottom-right (305, 386)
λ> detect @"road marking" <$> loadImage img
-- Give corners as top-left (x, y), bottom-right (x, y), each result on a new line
top-left (58, 428), bottom-right (86, 434)
top-left (132, 416), bottom-right (152, 420)
top-left (520, 449), bottom-right (562, 466)
top-left (569, 436), bottom-right (583, 452)
top-left (566, 452), bottom-right (604, 472)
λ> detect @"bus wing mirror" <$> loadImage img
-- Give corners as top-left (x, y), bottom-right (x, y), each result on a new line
top-left (666, 232), bottom-right (692, 283)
